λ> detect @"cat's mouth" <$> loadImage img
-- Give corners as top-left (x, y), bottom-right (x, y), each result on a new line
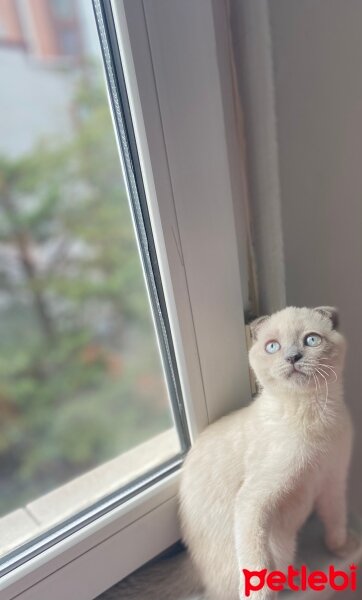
top-left (288, 366), bottom-right (306, 378)
top-left (276, 365), bottom-right (309, 382)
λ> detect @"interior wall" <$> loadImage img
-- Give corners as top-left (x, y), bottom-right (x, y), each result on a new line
top-left (232, 0), bottom-right (362, 510)
top-left (269, 0), bottom-right (362, 510)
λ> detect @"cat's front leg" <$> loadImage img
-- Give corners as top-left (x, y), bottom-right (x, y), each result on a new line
top-left (317, 476), bottom-right (348, 554)
top-left (234, 485), bottom-right (277, 600)
top-left (316, 426), bottom-right (356, 557)
top-left (238, 569), bottom-right (277, 600)
top-left (316, 477), bottom-right (360, 558)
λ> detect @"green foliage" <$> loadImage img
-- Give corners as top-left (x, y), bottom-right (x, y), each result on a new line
top-left (0, 70), bottom-right (171, 517)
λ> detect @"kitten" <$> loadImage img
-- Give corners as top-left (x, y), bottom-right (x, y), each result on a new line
top-left (179, 306), bottom-right (355, 600)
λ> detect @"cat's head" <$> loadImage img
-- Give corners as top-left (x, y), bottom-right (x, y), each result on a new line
top-left (248, 306), bottom-right (346, 393)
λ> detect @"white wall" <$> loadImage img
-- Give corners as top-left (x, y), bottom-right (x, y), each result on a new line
top-left (232, 0), bottom-right (362, 510)
top-left (269, 0), bottom-right (362, 510)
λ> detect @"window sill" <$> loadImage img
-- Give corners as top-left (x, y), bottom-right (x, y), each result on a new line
top-left (0, 429), bottom-right (179, 559)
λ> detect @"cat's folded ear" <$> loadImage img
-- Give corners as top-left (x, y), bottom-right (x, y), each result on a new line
top-left (249, 315), bottom-right (270, 341)
top-left (314, 306), bottom-right (339, 329)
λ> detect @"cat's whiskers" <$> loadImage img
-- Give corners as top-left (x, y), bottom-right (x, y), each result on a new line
top-left (315, 367), bottom-right (329, 413)
top-left (317, 366), bottom-right (330, 378)
top-left (315, 371), bottom-right (329, 417)
top-left (318, 366), bottom-right (338, 383)
top-left (312, 372), bottom-right (325, 424)
top-left (313, 362), bottom-right (338, 379)
top-left (312, 371), bottom-right (320, 405)
top-left (317, 359), bottom-right (339, 379)
top-left (321, 367), bottom-right (338, 383)
top-left (272, 358), bottom-right (338, 423)
top-left (302, 360), bottom-right (338, 383)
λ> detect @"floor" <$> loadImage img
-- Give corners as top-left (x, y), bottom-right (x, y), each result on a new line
top-left (97, 515), bottom-right (362, 600)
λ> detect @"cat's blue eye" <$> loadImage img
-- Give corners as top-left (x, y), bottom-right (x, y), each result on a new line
top-left (265, 340), bottom-right (281, 354)
top-left (304, 333), bottom-right (322, 347)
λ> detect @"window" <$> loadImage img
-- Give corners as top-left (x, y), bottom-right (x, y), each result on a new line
top-left (0, 1), bottom-right (251, 599)
top-left (0, 0), bottom-right (190, 568)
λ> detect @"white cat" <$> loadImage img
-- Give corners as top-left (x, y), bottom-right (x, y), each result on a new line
top-left (179, 306), bottom-right (355, 600)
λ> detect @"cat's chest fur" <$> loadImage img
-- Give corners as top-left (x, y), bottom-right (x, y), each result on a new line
top-left (243, 391), bottom-right (342, 490)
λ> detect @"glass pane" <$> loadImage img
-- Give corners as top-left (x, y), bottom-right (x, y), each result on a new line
top-left (0, 0), bottom-right (182, 562)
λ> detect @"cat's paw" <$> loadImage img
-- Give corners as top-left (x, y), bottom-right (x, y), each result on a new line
top-left (239, 589), bottom-right (274, 600)
top-left (239, 577), bottom-right (275, 600)
top-left (326, 529), bottom-right (361, 558)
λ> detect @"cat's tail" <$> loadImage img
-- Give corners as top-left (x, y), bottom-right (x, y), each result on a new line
top-left (101, 549), bottom-right (204, 600)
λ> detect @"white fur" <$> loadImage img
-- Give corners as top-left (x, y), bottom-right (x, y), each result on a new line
top-left (179, 307), bottom-right (353, 600)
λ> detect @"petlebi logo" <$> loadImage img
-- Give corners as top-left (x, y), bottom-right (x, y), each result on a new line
top-left (242, 564), bottom-right (358, 596)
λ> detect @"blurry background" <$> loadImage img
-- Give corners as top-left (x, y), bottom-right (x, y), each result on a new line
top-left (0, 0), bottom-right (172, 519)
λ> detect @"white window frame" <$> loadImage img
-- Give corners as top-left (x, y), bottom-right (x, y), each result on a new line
top-left (0, 1), bottom-right (252, 599)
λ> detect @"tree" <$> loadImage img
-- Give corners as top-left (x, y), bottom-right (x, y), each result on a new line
top-left (0, 72), bottom-right (170, 516)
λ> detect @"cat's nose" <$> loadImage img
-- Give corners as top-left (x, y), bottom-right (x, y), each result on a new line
top-left (286, 352), bottom-right (303, 364)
